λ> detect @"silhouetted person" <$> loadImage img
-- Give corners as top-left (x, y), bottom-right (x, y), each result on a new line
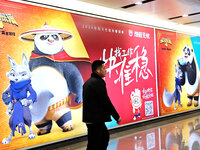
top-left (83, 60), bottom-right (121, 150)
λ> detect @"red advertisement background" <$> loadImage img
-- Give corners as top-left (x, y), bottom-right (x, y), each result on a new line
top-left (72, 14), bottom-right (158, 124)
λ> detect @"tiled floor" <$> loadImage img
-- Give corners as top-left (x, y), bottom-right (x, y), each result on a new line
top-left (29, 110), bottom-right (200, 150)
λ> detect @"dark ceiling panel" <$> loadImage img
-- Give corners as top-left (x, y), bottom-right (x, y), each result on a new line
top-left (169, 11), bottom-right (200, 21)
top-left (121, 0), bottom-right (155, 9)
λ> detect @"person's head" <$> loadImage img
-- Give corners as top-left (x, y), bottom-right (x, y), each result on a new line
top-left (92, 60), bottom-right (106, 77)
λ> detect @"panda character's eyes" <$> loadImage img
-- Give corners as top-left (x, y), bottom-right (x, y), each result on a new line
top-left (39, 34), bottom-right (59, 41)
top-left (187, 48), bottom-right (191, 56)
top-left (183, 47), bottom-right (187, 53)
top-left (40, 35), bottom-right (49, 40)
top-left (51, 34), bottom-right (59, 41)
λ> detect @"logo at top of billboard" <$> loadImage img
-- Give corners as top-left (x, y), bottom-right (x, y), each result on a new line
top-left (0, 13), bottom-right (18, 36)
top-left (160, 38), bottom-right (172, 50)
top-left (0, 13), bottom-right (18, 29)
top-left (128, 29), bottom-right (150, 39)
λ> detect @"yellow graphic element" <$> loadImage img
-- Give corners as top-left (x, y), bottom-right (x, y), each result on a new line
top-left (0, 20), bottom-right (3, 29)
top-left (160, 38), bottom-right (172, 47)
top-left (51, 13), bottom-right (90, 58)
top-left (0, 13), bottom-right (18, 29)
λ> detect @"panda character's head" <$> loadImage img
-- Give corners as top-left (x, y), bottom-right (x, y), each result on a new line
top-left (19, 23), bottom-right (72, 55)
top-left (182, 44), bottom-right (194, 64)
top-left (34, 33), bottom-right (63, 55)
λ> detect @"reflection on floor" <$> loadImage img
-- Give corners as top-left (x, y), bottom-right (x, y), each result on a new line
top-left (108, 113), bottom-right (200, 150)
top-left (29, 110), bottom-right (200, 150)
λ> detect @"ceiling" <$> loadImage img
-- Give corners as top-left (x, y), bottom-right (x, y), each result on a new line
top-left (79, 0), bottom-right (200, 28)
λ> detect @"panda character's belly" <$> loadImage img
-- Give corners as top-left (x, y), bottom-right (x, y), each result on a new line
top-left (30, 66), bottom-right (70, 123)
top-left (180, 45), bottom-right (199, 96)
top-left (31, 66), bottom-right (70, 106)
top-left (185, 71), bottom-right (199, 96)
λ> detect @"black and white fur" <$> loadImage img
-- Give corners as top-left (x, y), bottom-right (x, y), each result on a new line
top-left (178, 44), bottom-right (199, 107)
top-left (29, 32), bottom-right (84, 134)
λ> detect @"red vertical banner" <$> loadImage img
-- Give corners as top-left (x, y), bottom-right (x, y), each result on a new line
top-left (72, 14), bottom-right (158, 125)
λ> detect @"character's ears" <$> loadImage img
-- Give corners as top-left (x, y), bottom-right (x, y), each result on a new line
top-left (22, 53), bottom-right (29, 68)
top-left (8, 56), bottom-right (17, 68)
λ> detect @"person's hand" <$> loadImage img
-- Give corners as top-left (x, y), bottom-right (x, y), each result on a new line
top-left (117, 117), bottom-right (121, 124)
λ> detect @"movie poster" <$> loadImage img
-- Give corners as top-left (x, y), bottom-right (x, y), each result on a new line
top-left (0, 1), bottom-right (91, 150)
top-left (156, 29), bottom-right (200, 116)
top-left (0, 0), bottom-right (158, 149)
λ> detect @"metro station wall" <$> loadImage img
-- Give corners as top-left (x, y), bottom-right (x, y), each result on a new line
top-left (0, 0), bottom-right (199, 149)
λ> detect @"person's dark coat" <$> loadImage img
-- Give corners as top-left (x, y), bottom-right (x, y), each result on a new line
top-left (83, 72), bottom-right (120, 123)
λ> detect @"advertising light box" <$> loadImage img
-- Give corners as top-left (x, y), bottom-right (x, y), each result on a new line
top-left (0, 0), bottom-right (158, 149)
top-left (156, 29), bottom-right (200, 116)
top-left (72, 14), bottom-right (159, 126)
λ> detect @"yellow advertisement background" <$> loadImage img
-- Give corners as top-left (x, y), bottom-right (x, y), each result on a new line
top-left (0, 1), bottom-right (87, 149)
top-left (156, 29), bottom-right (199, 116)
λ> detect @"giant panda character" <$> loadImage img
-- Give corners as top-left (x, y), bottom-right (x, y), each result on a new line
top-left (178, 44), bottom-right (199, 107)
top-left (18, 23), bottom-right (90, 135)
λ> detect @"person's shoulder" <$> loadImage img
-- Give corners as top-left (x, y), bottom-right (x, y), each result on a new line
top-left (84, 77), bottom-right (95, 85)
top-left (85, 76), bottom-right (103, 86)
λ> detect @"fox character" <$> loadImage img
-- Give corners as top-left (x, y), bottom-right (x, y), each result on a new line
top-left (2, 53), bottom-right (37, 144)
top-left (163, 64), bottom-right (183, 110)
